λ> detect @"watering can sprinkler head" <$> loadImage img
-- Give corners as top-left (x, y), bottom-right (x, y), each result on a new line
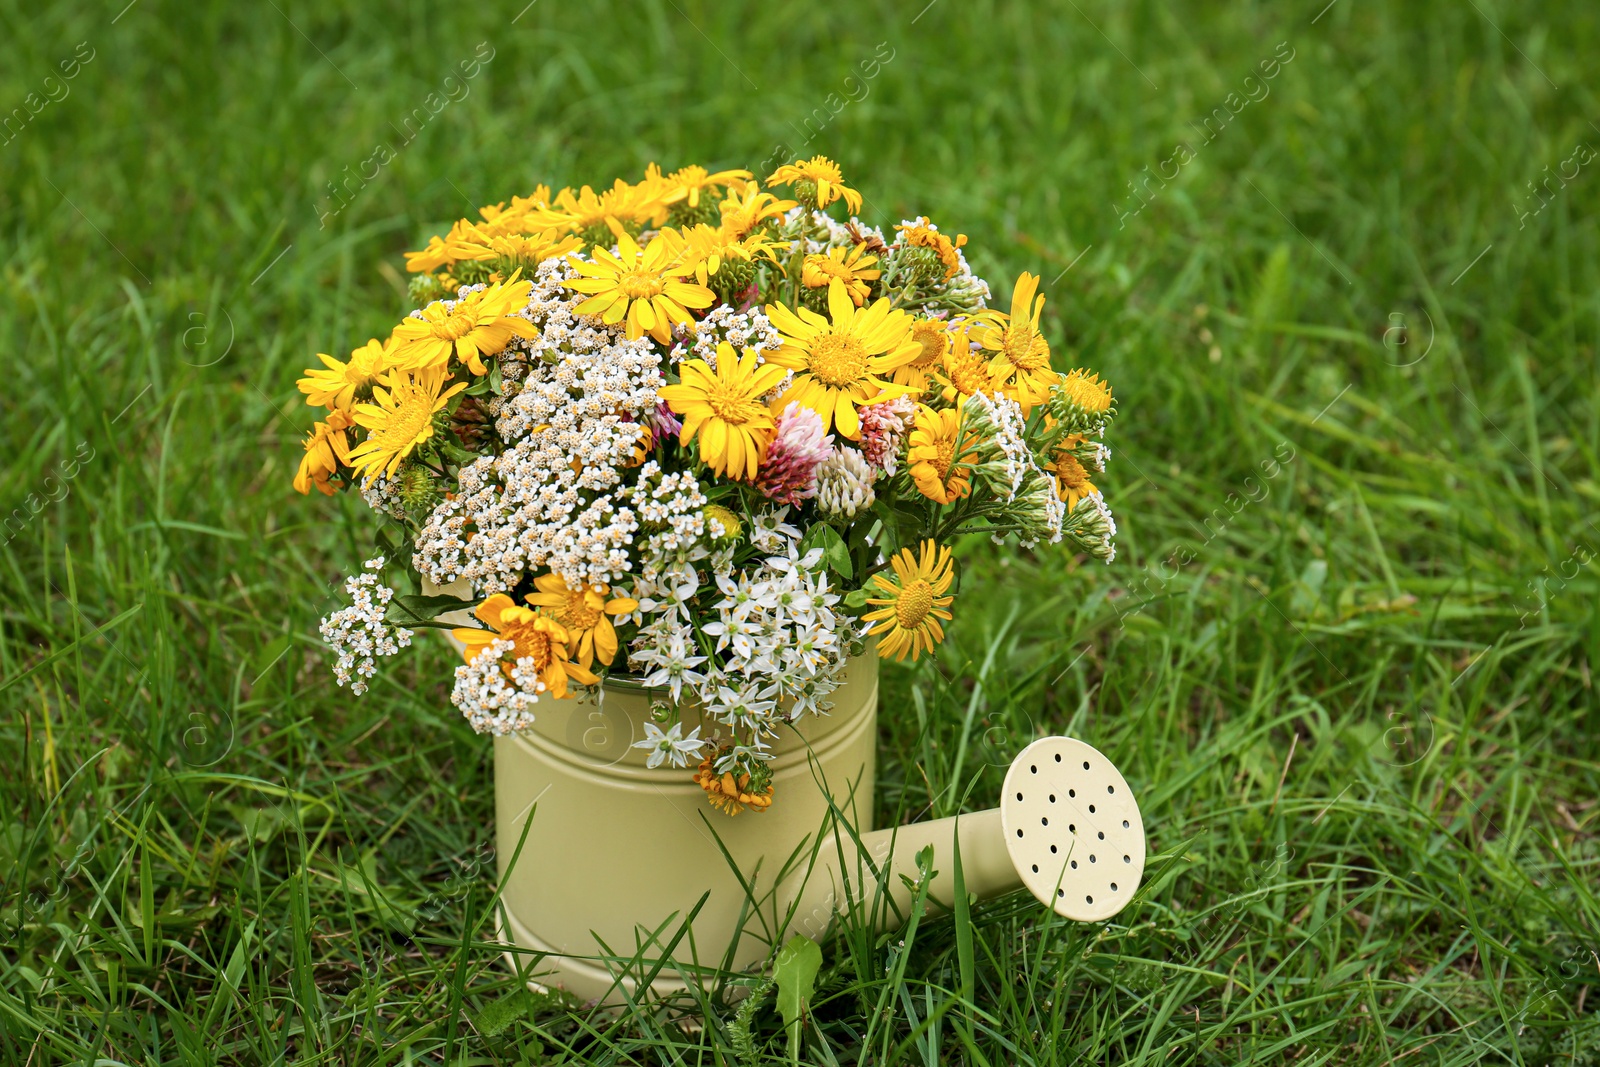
top-left (780, 736), bottom-right (1147, 940)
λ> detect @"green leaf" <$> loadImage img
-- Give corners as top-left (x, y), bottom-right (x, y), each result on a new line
top-left (388, 593), bottom-right (481, 628)
top-left (773, 935), bottom-right (822, 1056)
top-left (843, 588), bottom-right (870, 609)
top-left (800, 524), bottom-right (852, 579)
top-left (221, 919), bottom-right (257, 995)
top-left (474, 989), bottom-right (532, 1036)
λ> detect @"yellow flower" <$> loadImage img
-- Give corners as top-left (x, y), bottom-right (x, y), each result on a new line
top-left (564, 230), bottom-right (715, 344)
top-left (894, 219), bottom-right (968, 279)
top-left (662, 223), bottom-right (784, 286)
top-left (906, 404), bottom-right (974, 505)
top-left (293, 409), bottom-right (355, 496)
top-left (346, 366), bottom-right (468, 481)
top-left (405, 201), bottom-right (547, 273)
top-left (297, 336), bottom-right (396, 411)
top-left (658, 343), bottom-right (787, 479)
top-left (1056, 368), bottom-right (1114, 414)
top-left (890, 317), bottom-right (951, 393)
top-left (975, 272), bottom-right (1060, 408)
top-left (694, 756), bottom-right (773, 815)
top-left (530, 177), bottom-right (670, 237)
top-left (935, 320), bottom-right (1002, 403)
top-left (390, 273), bottom-right (537, 375)
top-left (718, 181), bottom-right (797, 237)
top-left (452, 593), bottom-right (597, 699)
top-left (864, 540), bottom-right (956, 662)
top-left (663, 164), bottom-right (753, 209)
top-left (765, 155), bottom-right (863, 213)
top-left (524, 574), bottom-right (638, 670)
top-left (1048, 437), bottom-right (1100, 508)
top-left (765, 280), bottom-right (920, 439)
top-left (802, 245), bottom-right (881, 306)
top-left (445, 223), bottom-right (583, 267)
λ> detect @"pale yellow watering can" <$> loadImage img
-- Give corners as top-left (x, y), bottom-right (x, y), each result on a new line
top-left (431, 584), bottom-right (1147, 1003)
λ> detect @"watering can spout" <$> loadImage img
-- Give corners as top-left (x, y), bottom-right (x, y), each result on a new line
top-left (779, 737), bottom-right (1147, 942)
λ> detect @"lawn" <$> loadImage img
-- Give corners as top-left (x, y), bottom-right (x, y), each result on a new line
top-left (3, 0), bottom-right (1599, 1063)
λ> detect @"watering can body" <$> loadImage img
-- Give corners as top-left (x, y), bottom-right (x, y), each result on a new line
top-left (490, 651), bottom-right (881, 1002)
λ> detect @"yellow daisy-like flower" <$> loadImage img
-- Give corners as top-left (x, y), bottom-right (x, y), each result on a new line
top-left (717, 181), bottom-right (797, 238)
top-left (565, 230), bottom-right (715, 344)
top-left (890, 317), bottom-right (951, 393)
top-left (445, 222), bottom-right (583, 267)
top-left (894, 219), bottom-right (969, 280)
top-left (906, 404), bottom-right (974, 505)
top-left (297, 335), bottom-right (396, 411)
top-left (346, 366), bottom-right (468, 481)
top-left (662, 223), bottom-right (784, 286)
top-left (975, 272), bottom-right (1060, 408)
top-left (405, 202), bottom-right (546, 273)
top-left (1048, 437), bottom-right (1100, 509)
top-left (765, 280), bottom-right (920, 439)
top-left (802, 245), bottom-right (881, 306)
top-left (864, 540), bottom-right (956, 662)
top-left (524, 574), bottom-right (639, 671)
top-left (531, 178), bottom-right (669, 236)
top-left (564, 230), bottom-right (716, 343)
top-left (663, 164), bottom-right (753, 209)
top-left (293, 409), bottom-right (355, 496)
top-left (390, 273), bottom-right (537, 375)
top-left (936, 320), bottom-right (1002, 403)
top-left (452, 593), bottom-right (598, 699)
top-left (1057, 368), bottom-right (1114, 414)
top-left (766, 155), bottom-right (863, 213)
top-left (657, 343), bottom-right (787, 479)
top-left (694, 756), bottom-right (773, 816)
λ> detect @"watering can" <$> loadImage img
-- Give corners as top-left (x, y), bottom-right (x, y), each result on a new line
top-left (429, 583), bottom-right (1147, 1003)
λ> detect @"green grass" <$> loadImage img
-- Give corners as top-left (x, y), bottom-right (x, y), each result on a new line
top-left (3, 0), bottom-right (1599, 1062)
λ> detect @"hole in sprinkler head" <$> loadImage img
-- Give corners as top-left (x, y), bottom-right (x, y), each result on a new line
top-left (1058, 888), bottom-right (1065, 898)
top-left (1123, 820), bottom-right (1130, 829)
top-left (1123, 854), bottom-right (1131, 863)
top-left (1108, 784), bottom-right (1115, 793)
top-left (1111, 882), bottom-right (1118, 891)
top-left (1016, 792), bottom-right (1023, 801)
top-left (1049, 794), bottom-right (1056, 803)
top-left (1069, 824), bottom-right (1076, 833)
top-left (1070, 860), bottom-right (1078, 869)
top-left (1031, 864), bottom-right (1038, 873)
top-left (1030, 765), bottom-right (1037, 774)
top-left (1016, 829), bottom-right (1023, 838)
top-left (1098, 831), bottom-right (1105, 840)
top-left (1054, 753), bottom-right (1062, 763)
top-left (1089, 804), bottom-right (1096, 813)
top-left (1050, 844), bottom-right (1058, 854)
top-left (1041, 817), bottom-right (1048, 826)
top-left (1069, 789), bottom-right (1076, 798)
top-left (1090, 854), bottom-right (1096, 863)
top-left (1083, 761), bottom-right (1090, 770)
top-left (1086, 895), bottom-right (1094, 904)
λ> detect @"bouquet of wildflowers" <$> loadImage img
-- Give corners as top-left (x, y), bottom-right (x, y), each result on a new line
top-left (296, 157), bottom-right (1119, 814)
